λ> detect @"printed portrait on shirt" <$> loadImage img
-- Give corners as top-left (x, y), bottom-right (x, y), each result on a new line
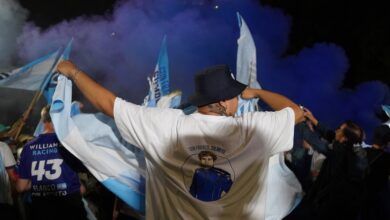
top-left (181, 146), bottom-right (234, 202)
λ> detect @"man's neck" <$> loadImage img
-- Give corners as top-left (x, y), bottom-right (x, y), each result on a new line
top-left (43, 122), bottom-right (55, 133)
top-left (198, 104), bottom-right (229, 116)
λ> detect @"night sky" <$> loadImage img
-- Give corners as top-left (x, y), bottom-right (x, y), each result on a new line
top-left (1, 0), bottom-right (389, 141)
top-left (17, 0), bottom-right (390, 88)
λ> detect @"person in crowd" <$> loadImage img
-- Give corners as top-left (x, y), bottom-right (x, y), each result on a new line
top-left (0, 140), bottom-right (18, 220)
top-left (287, 121), bottom-right (323, 192)
top-left (57, 61), bottom-right (304, 219)
top-left (361, 124), bottom-right (390, 220)
top-left (16, 105), bottom-right (87, 220)
top-left (285, 108), bottom-right (367, 220)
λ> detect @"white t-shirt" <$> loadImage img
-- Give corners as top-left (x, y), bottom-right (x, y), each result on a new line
top-left (0, 141), bottom-right (16, 204)
top-left (114, 98), bottom-right (295, 220)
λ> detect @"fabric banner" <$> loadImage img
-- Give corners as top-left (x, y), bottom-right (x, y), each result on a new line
top-left (143, 35), bottom-right (170, 107)
top-left (50, 37), bottom-right (180, 215)
top-left (50, 75), bottom-right (146, 214)
top-left (0, 50), bottom-right (60, 91)
top-left (43, 39), bottom-right (73, 104)
top-left (382, 105), bottom-right (390, 127)
top-left (34, 39), bottom-right (74, 137)
top-left (235, 12), bottom-right (302, 219)
top-left (235, 12), bottom-right (260, 117)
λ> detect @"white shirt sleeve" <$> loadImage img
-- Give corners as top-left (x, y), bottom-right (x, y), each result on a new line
top-left (113, 97), bottom-right (182, 153)
top-left (250, 107), bottom-right (295, 155)
top-left (0, 142), bottom-right (16, 168)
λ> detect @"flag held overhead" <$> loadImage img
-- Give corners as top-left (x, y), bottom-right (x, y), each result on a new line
top-left (382, 105), bottom-right (390, 127)
top-left (235, 12), bottom-right (260, 116)
top-left (0, 50), bottom-right (60, 91)
top-left (143, 35), bottom-right (170, 107)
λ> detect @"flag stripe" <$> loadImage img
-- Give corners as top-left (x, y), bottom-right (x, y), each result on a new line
top-left (0, 51), bottom-right (60, 91)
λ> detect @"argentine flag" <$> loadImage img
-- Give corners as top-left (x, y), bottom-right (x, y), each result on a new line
top-left (0, 50), bottom-right (60, 91)
top-left (50, 75), bottom-right (146, 213)
top-left (235, 12), bottom-right (260, 117)
top-left (34, 39), bottom-right (74, 137)
top-left (382, 105), bottom-right (390, 127)
top-left (235, 12), bottom-right (303, 219)
top-left (43, 39), bottom-right (74, 104)
top-left (143, 35), bottom-right (171, 107)
top-left (50, 36), bottom-right (180, 216)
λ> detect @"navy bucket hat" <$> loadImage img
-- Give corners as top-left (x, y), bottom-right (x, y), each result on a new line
top-left (189, 65), bottom-right (247, 107)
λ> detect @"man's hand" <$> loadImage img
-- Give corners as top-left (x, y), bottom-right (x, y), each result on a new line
top-left (240, 87), bottom-right (258, 99)
top-left (56, 60), bottom-right (116, 117)
top-left (303, 107), bottom-right (318, 126)
top-left (57, 61), bottom-right (79, 79)
top-left (16, 178), bottom-right (31, 193)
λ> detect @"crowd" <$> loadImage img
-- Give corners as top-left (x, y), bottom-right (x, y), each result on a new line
top-left (0, 61), bottom-right (389, 220)
top-left (285, 109), bottom-right (390, 219)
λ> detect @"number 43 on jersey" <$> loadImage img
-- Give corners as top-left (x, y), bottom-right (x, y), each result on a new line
top-left (31, 159), bottom-right (64, 181)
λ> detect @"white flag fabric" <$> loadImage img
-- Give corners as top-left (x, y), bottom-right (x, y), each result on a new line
top-left (50, 37), bottom-right (180, 216)
top-left (235, 12), bottom-right (260, 117)
top-left (265, 153), bottom-right (303, 220)
top-left (236, 13), bottom-right (260, 89)
top-left (0, 50), bottom-right (60, 91)
top-left (50, 75), bottom-right (146, 214)
top-left (34, 39), bottom-right (74, 137)
top-left (43, 39), bottom-right (73, 104)
top-left (382, 105), bottom-right (390, 127)
top-left (235, 12), bottom-right (302, 220)
top-left (143, 36), bottom-right (170, 107)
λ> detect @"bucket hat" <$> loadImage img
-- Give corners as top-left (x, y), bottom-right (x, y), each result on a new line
top-left (189, 65), bottom-right (246, 107)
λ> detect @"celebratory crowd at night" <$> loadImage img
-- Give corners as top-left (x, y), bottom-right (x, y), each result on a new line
top-left (0, 59), bottom-right (389, 220)
top-left (1, 1), bottom-right (390, 219)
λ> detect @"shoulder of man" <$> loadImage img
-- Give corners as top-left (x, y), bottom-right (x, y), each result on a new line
top-left (212, 167), bottom-right (231, 177)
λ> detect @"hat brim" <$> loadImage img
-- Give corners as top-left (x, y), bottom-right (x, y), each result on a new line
top-left (189, 81), bottom-right (246, 107)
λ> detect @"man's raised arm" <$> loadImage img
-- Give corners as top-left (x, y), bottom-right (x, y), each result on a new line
top-left (57, 61), bottom-right (116, 118)
top-left (241, 87), bottom-right (304, 124)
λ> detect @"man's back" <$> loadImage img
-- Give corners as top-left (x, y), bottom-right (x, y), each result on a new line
top-left (114, 98), bottom-right (295, 219)
top-left (18, 133), bottom-right (86, 220)
top-left (18, 133), bottom-right (81, 196)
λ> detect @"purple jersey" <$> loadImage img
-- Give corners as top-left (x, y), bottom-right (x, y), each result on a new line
top-left (18, 133), bottom-right (81, 197)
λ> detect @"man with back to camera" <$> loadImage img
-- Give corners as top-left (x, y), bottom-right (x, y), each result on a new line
top-left (16, 105), bottom-right (87, 220)
top-left (57, 61), bottom-right (304, 219)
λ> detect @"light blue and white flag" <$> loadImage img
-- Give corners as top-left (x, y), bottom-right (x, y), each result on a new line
top-left (0, 50), bottom-right (60, 91)
top-left (50, 75), bottom-right (146, 214)
top-left (43, 39), bottom-right (73, 104)
top-left (235, 13), bottom-right (302, 219)
top-left (382, 105), bottom-right (390, 127)
top-left (143, 35), bottom-right (170, 107)
top-left (235, 12), bottom-right (261, 117)
top-left (156, 90), bottom-right (182, 109)
top-left (33, 100), bottom-right (81, 137)
top-left (50, 37), bottom-right (180, 215)
top-left (34, 39), bottom-right (74, 137)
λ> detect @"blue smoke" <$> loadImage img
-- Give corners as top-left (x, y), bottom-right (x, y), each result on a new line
top-left (11, 0), bottom-right (390, 141)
